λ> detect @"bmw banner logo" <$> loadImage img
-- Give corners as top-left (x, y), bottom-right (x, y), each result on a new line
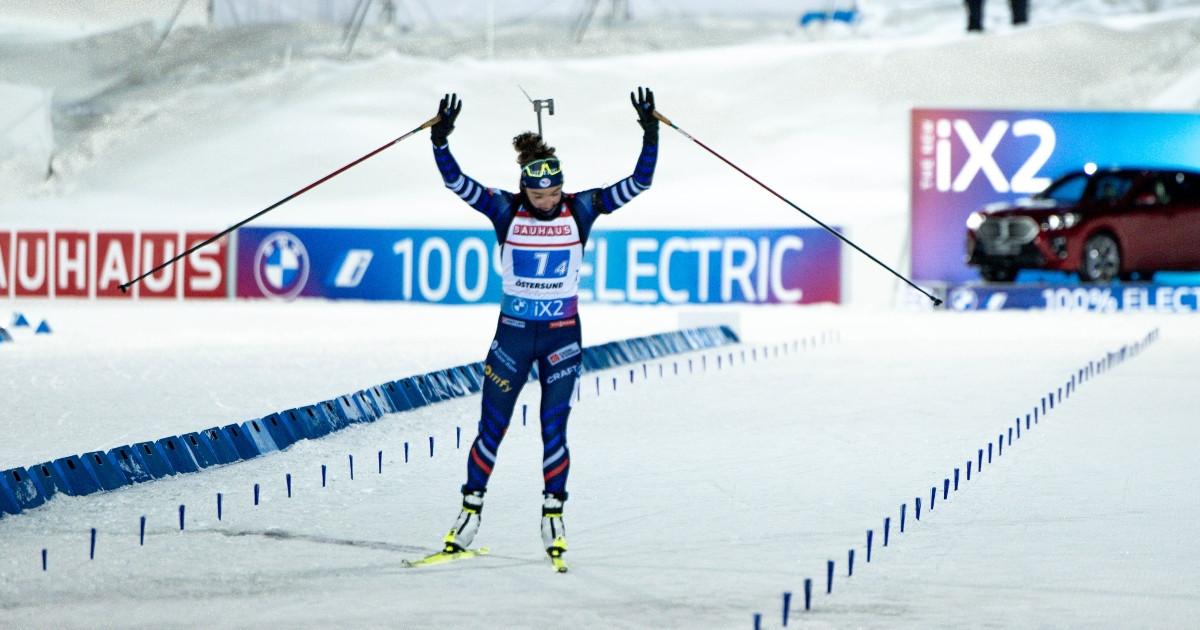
top-left (539, 178), bottom-right (551, 188)
top-left (254, 231), bottom-right (310, 300)
top-left (949, 288), bottom-right (979, 311)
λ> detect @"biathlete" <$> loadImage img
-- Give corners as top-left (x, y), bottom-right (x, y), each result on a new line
top-left (430, 87), bottom-right (660, 566)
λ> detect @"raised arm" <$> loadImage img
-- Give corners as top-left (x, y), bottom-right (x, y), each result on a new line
top-left (430, 93), bottom-right (508, 219)
top-left (598, 87), bottom-right (660, 213)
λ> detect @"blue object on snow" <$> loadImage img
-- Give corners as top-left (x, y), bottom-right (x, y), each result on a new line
top-left (259, 413), bottom-right (298, 450)
top-left (12, 313), bottom-right (29, 327)
top-left (286, 406), bottom-right (334, 439)
top-left (202, 427), bottom-right (242, 464)
top-left (0, 478), bottom-right (21, 516)
top-left (319, 399), bottom-right (351, 430)
top-left (51, 455), bottom-right (101, 496)
top-left (2, 467), bottom-right (47, 510)
top-left (0, 327), bottom-right (11, 343)
top-left (180, 432), bottom-right (220, 468)
top-left (28, 463), bottom-right (60, 500)
top-left (799, 10), bottom-right (827, 26)
top-left (79, 451), bottom-right (129, 491)
top-left (240, 419), bottom-right (278, 454)
top-left (107, 445), bottom-right (155, 483)
top-left (381, 381), bottom-right (415, 412)
top-left (156, 436), bottom-right (199, 474)
top-left (132, 441), bottom-right (177, 478)
top-left (398, 377), bottom-right (429, 408)
top-left (35, 320), bottom-right (52, 334)
top-left (222, 424), bottom-right (261, 460)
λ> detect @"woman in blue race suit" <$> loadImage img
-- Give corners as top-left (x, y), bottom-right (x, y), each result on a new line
top-left (430, 88), bottom-right (659, 565)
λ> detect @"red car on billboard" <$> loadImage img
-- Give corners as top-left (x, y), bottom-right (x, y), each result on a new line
top-left (966, 168), bottom-right (1200, 282)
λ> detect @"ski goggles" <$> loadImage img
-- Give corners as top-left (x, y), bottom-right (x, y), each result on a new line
top-left (520, 158), bottom-right (564, 189)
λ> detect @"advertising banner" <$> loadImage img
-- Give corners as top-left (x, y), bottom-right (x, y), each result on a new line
top-left (235, 226), bottom-right (841, 304)
top-left (911, 109), bottom-right (1200, 283)
top-left (946, 283), bottom-right (1200, 313)
top-left (0, 230), bottom-right (228, 299)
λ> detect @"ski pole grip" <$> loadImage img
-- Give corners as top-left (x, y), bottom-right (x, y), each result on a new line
top-left (652, 110), bottom-right (675, 127)
top-left (422, 115), bottom-right (441, 129)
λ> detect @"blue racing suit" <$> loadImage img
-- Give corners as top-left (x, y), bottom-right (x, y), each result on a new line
top-left (433, 139), bottom-right (657, 498)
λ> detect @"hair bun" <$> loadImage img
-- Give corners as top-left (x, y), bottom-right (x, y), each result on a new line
top-left (513, 132), bottom-right (557, 165)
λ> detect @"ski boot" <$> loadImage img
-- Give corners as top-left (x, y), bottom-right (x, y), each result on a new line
top-left (541, 492), bottom-right (568, 572)
top-left (443, 490), bottom-right (484, 553)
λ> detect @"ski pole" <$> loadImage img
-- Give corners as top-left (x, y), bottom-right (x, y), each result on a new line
top-left (119, 114), bottom-right (442, 293)
top-left (653, 111), bottom-right (943, 306)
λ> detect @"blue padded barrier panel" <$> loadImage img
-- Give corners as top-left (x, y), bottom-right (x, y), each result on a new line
top-left (107, 445), bottom-right (155, 484)
top-left (156, 437), bottom-right (199, 474)
top-left (372, 385), bottom-right (396, 413)
top-left (320, 399), bottom-right (352, 430)
top-left (242, 419), bottom-right (279, 454)
top-left (3, 467), bottom-right (47, 510)
top-left (381, 381), bottom-right (415, 412)
top-left (416, 375), bottom-right (440, 402)
top-left (333, 395), bottom-right (365, 425)
top-left (0, 478), bottom-right (21, 516)
top-left (132, 442), bottom-right (177, 478)
top-left (453, 365), bottom-right (481, 393)
top-left (439, 369), bottom-right (468, 397)
top-left (581, 350), bottom-right (604, 372)
top-left (51, 455), bottom-right (101, 496)
top-left (284, 406), bottom-right (331, 440)
top-left (180, 433), bottom-right (220, 469)
top-left (203, 427), bottom-right (242, 464)
top-left (429, 372), bottom-right (456, 399)
top-left (30, 463), bottom-right (63, 499)
top-left (353, 391), bottom-right (381, 420)
top-left (399, 377), bottom-right (430, 408)
top-left (719, 325), bottom-right (740, 342)
top-left (222, 424), bottom-right (261, 460)
top-left (260, 413), bottom-right (298, 450)
top-left (80, 451), bottom-right (130, 491)
top-left (303, 404), bottom-right (339, 436)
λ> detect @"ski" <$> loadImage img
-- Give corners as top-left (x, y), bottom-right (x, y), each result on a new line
top-left (402, 547), bottom-right (490, 568)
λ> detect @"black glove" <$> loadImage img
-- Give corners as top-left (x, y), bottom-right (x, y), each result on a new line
top-left (631, 86), bottom-right (658, 145)
top-left (431, 93), bottom-right (461, 146)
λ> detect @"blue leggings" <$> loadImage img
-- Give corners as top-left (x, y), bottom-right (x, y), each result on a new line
top-left (462, 314), bottom-right (582, 498)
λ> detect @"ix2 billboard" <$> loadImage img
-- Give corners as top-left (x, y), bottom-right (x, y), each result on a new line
top-left (911, 109), bottom-right (1200, 283)
top-left (235, 227), bottom-right (841, 305)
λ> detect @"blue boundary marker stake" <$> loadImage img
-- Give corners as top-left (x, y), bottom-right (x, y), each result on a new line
top-left (967, 460), bottom-right (972, 481)
top-left (1008, 427), bottom-right (1013, 446)
top-left (998, 435), bottom-right (1003, 458)
top-left (456, 427), bottom-right (461, 448)
top-left (866, 529), bottom-right (873, 561)
top-left (1035, 406), bottom-right (1039, 423)
top-left (915, 496), bottom-right (922, 521)
top-left (1016, 418), bottom-right (1021, 439)
top-left (953, 468), bottom-right (960, 491)
top-left (404, 442), bottom-right (409, 463)
top-left (217, 493), bottom-right (223, 520)
top-left (349, 455), bottom-right (355, 480)
top-left (753, 613), bottom-right (761, 630)
top-left (630, 368), bottom-right (636, 381)
top-left (978, 448), bottom-right (983, 471)
top-left (522, 405), bottom-right (527, 426)
top-left (254, 483), bottom-right (260, 506)
top-left (900, 503), bottom-right (907, 532)
top-left (782, 591), bottom-right (792, 627)
top-left (826, 560), bottom-right (835, 594)
top-left (1042, 397), bottom-right (1047, 415)
top-left (429, 436), bottom-right (435, 458)
top-left (179, 504), bottom-right (186, 531)
top-left (658, 364), bottom-right (663, 378)
top-left (612, 377), bottom-right (617, 391)
top-left (595, 377), bottom-right (600, 396)
top-left (848, 549), bottom-right (855, 577)
top-left (930, 486), bottom-right (936, 511)
top-left (42, 549), bottom-right (47, 571)
top-left (803, 579), bottom-right (813, 611)
top-left (943, 478), bottom-right (949, 500)
top-left (674, 362), bottom-right (678, 375)
top-left (90, 528), bottom-right (96, 560)
top-left (321, 464), bottom-right (327, 487)
top-left (884, 517), bottom-right (891, 546)
top-left (378, 451), bottom-right (383, 474)
top-left (1026, 414), bottom-right (1031, 431)
top-left (140, 516), bottom-right (146, 546)
top-left (988, 443), bottom-right (993, 464)
top-left (287, 474), bottom-right (293, 498)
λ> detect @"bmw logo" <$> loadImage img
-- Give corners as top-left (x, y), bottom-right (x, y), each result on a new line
top-left (511, 298), bottom-right (527, 313)
top-left (253, 231), bottom-right (310, 300)
top-left (539, 177), bottom-right (551, 188)
top-left (949, 288), bottom-right (979, 311)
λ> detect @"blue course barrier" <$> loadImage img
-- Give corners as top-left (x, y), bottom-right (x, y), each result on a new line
top-left (107, 445), bottom-right (155, 483)
top-left (51, 455), bottom-right (101, 496)
top-left (259, 414), bottom-right (298, 450)
top-left (222, 424), bottom-right (261, 460)
top-left (79, 451), bottom-right (129, 491)
top-left (241, 419), bottom-right (279, 454)
top-left (14, 325), bottom-right (740, 514)
top-left (180, 433), bottom-right (220, 469)
top-left (156, 437), bottom-right (199, 474)
top-left (133, 441), bottom-right (177, 478)
top-left (2, 467), bottom-right (48, 510)
top-left (0, 477), bottom-right (21, 516)
top-left (203, 427), bottom-right (242, 464)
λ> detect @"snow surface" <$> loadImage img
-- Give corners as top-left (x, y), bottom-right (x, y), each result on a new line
top-left (4, 2), bottom-right (1200, 628)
